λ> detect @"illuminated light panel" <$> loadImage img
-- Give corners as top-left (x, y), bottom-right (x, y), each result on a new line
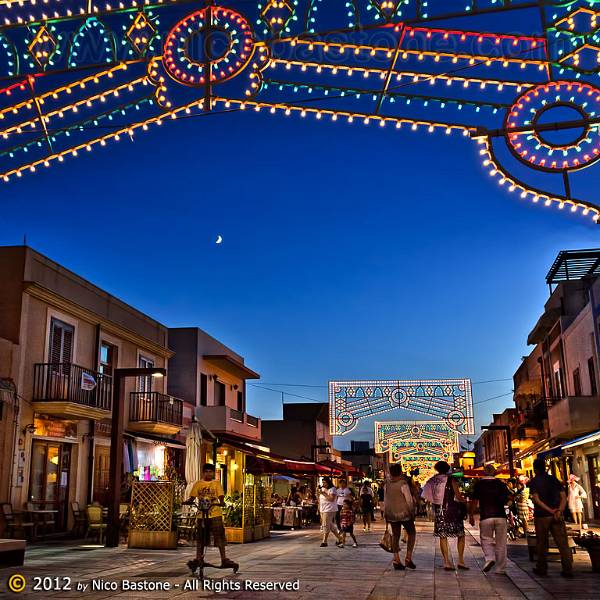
top-left (329, 379), bottom-right (473, 436)
top-left (27, 25), bottom-right (57, 68)
top-left (126, 11), bottom-right (157, 55)
top-left (374, 420), bottom-right (460, 454)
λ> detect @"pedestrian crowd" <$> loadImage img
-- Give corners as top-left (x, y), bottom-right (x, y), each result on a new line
top-left (314, 458), bottom-right (581, 578)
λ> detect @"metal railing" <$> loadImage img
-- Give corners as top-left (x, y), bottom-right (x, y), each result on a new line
top-left (129, 392), bottom-right (183, 426)
top-left (33, 362), bottom-right (112, 411)
top-left (230, 408), bottom-right (244, 422)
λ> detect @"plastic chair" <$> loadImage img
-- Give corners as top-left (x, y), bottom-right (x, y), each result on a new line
top-left (86, 505), bottom-right (107, 544)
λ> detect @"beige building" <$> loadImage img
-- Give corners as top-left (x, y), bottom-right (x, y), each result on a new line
top-left (0, 246), bottom-right (187, 533)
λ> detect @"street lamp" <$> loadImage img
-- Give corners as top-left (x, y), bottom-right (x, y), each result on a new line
top-left (106, 367), bottom-right (167, 548)
top-left (481, 425), bottom-right (515, 479)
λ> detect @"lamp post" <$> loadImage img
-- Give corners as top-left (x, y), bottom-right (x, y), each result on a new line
top-left (481, 425), bottom-right (515, 479)
top-left (106, 366), bottom-right (166, 548)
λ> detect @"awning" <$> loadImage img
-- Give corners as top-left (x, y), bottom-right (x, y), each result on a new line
top-left (536, 444), bottom-right (563, 460)
top-left (562, 429), bottom-right (600, 450)
top-left (203, 354), bottom-right (260, 380)
top-left (125, 432), bottom-right (186, 449)
top-left (514, 438), bottom-right (550, 460)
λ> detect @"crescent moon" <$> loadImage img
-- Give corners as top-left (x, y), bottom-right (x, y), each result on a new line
top-left (216, 235), bottom-right (223, 244)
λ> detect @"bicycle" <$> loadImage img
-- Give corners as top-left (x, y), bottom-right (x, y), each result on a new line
top-left (182, 497), bottom-right (239, 580)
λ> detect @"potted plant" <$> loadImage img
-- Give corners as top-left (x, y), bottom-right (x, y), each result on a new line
top-left (574, 531), bottom-right (600, 572)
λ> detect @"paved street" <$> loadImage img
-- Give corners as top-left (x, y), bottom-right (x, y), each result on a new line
top-left (1, 520), bottom-right (598, 599)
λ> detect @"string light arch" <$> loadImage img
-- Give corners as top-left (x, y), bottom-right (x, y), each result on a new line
top-left (0, 0), bottom-right (597, 221)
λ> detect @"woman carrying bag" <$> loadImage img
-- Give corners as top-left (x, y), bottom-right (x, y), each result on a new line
top-left (382, 463), bottom-right (417, 570)
top-left (422, 460), bottom-right (469, 571)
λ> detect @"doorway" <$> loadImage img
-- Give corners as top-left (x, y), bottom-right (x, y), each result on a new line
top-left (93, 446), bottom-right (111, 506)
top-left (28, 441), bottom-right (72, 531)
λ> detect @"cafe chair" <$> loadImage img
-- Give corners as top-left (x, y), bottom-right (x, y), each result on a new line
top-left (85, 506), bottom-right (107, 545)
top-left (70, 502), bottom-right (87, 537)
top-left (1, 503), bottom-right (36, 540)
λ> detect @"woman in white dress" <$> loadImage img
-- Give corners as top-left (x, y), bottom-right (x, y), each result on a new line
top-left (567, 474), bottom-right (587, 529)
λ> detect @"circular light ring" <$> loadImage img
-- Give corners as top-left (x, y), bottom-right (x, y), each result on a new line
top-left (163, 7), bottom-right (254, 86)
top-left (506, 81), bottom-right (600, 171)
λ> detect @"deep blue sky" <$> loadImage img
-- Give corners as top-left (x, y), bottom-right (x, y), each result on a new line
top-left (1, 5), bottom-right (599, 450)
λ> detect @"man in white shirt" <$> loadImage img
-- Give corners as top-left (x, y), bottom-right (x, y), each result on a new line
top-left (319, 477), bottom-right (344, 548)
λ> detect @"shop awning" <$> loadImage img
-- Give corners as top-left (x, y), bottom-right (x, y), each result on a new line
top-left (562, 429), bottom-right (600, 450)
top-left (537, 444), bottom-right (564, 460)
top-left (514, 438), bottom-right (550, 460)
top-left (125, 432), bottom-right (186, 449)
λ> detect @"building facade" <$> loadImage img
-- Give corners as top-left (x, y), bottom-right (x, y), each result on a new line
top-left (0, 246), bottom-right (187, 533)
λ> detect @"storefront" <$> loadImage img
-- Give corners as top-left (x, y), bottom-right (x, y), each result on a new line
top-left (28, 416), bottom-right (79, 532)
top-left (562, 429), bottom-right (600, 520)
top-left (126, 434), bottom-right (185, 482)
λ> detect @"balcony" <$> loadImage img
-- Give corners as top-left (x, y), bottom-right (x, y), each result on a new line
top-left (548, 395), bottom-right (600, 439)
top-left (33, 363), bottom-right (112, 420)
top-left (196, 405), bottom-right (261, 441)
top-left (128, 392), bottom-right (183, 435)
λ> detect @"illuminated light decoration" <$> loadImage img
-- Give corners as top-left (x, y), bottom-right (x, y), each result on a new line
top-left (328, 379), bottom-right (473, 436)
top-left (0, 1), bottom-right (597, 223)
top-left (68, 18), bottom-right (116, 68)
top-left (305, 0), bottom-right (359, 34)
top-left (27, 24), bottom-right (58, 69)
top-left (374, 420), bottom-right (460, 455)
top-left (258, 0), bottom-right (297, 36)
top-left (125, 11), bottom-right (158, 56)
top-left (505, 81), bottom-right (600, 172)
top-left (476, 135), bottom-right (600, 222)
top-left (163, 7), bottom-right (254, 86)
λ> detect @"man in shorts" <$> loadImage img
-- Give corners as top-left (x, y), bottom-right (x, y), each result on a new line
top-left (186, 463), bottom-right (238, 574)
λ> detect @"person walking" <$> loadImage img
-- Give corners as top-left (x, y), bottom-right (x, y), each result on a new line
top-left (422, 461), bottom-right (469, 571)
top-left (529, 458), bottom-right (573, 578)
top-left (515, 477), bottom-right (531, 536)
top-left (340, 498), bottom-right (358, 547)
top-left (384, 463), bottom-right (417, 570)
top-left (469, 464), bottom-right (511, 575)
top-left (336, 478), bottom-right (355, 527)
top-left (567, 474), bottom-right (587, 530)
top-left (319, 477), bottom-right (344, 548)
top-left (360, 482), bottom-right (375, 531)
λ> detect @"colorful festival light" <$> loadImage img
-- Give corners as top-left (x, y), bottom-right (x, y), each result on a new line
top-left (0, 0), bottom-right (598, 221)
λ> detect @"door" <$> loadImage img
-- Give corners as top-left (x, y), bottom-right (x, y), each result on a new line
top-left (588, 455), bottom-right (600, 519)
top-left (28, 441), bottom-right (71, 531)
top-left (93, 446), bottom-right (111, 506)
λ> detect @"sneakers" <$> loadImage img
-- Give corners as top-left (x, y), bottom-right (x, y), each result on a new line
top-left (186, 559), bottom-right (200, 574)
top-left (483, 560), bottom-right (495, 573)
top-left (320, 542), bottom-right (328, 547)
top-left (336, 542), bottom-right (344, 548)
top-left (352, 543), bottom-right (358, 548)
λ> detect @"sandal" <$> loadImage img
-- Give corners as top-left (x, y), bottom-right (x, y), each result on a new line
top-left (457, 564), bottom-right (470, 570)
top-left (393, 562), bottom-right (406, 570)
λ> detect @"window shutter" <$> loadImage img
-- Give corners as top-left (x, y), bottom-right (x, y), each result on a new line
top-left (62, 326), bottom-right (73, 363)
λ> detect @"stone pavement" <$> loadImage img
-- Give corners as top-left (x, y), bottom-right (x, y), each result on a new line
top-left (1, 520), bottom-right (598, 599)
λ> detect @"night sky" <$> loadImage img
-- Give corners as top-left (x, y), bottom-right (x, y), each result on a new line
top-left (1, 2), bottom-right (599, 449)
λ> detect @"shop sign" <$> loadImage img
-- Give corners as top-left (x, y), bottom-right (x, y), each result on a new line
top-left (34, 417), bottom-right (78, 439)
top-left (81, 372), bottom-right (97, 391)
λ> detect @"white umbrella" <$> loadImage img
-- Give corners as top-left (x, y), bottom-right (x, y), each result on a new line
top-left (184, 420), bottom-right (203, 499)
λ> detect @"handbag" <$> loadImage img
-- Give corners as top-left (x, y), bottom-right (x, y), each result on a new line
top-left (379, 522), bottom-right (394, 553)
top-left (442, 476), bottom-right (468, 521)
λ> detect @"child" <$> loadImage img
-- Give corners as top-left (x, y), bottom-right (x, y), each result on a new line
top-left (340, 498), bottom-right (358, 547)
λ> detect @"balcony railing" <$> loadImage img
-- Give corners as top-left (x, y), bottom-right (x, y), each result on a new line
top-left (33, 363), bottom-right (112, 411)
top-left (230, 408), bottom-right (244, 422)
top-left (129, 392), bottom-right (183, 426)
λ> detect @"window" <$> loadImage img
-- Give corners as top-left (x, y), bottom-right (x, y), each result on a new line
top-left (99, 342), bottom-right (116, 377)
top-left (589, 357), bottom-right (598, 396)
top-left (48, 318), bottom-right (74, 364)
top-left (138, 356), bottom-right (154, 394)
top-left (237, 390), bottom-right (244, 412)
top-left (214, 381), bottom-right (225, 406)
top-left (573, 368), bottom-right (582, 396)
top-left (200, 373), bottom-right (208, 407)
